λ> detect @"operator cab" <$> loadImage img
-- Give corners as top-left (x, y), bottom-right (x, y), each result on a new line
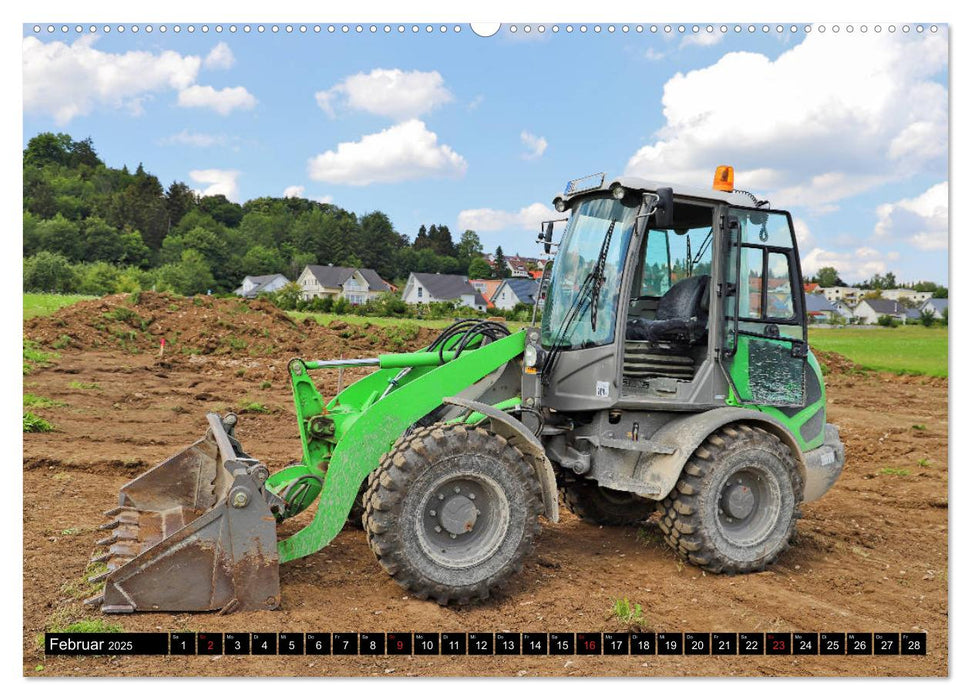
top-left (538, 170), bottom-right (808, 412)
top-left (624, 201), bottom-right (715, 387)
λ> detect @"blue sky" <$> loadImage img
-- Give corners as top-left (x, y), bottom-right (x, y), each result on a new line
top-left (22, 23), bottom-right (949, 283)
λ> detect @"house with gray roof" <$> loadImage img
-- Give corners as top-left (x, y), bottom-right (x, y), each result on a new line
top-left (491, 278), bottom-right (541, 311)
top-left (401, 272), bottom-right (488, 312)
top-left (234, 273), bottom-right (290, 298)
top-left (921, 298), bottom-right (949, 319)
top-left (853, 298), bottom-right (909, 324)
top-left (297, 264), bottom-right (391, 305)
top-left (803, 292), bottom-right (839, 322)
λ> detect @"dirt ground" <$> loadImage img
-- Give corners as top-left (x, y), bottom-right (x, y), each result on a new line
top-left (22, 295), bottom-right (948, 677)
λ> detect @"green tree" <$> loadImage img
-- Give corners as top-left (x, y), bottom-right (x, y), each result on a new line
top-left (23, 251), bottom-right (79, 292)
top-left (359, 211), bottom-right (403, 278)
top-left (33, 214), bottom-right (82, 260)
top-left (198, 194), bottom-right (243, 228)
top-left (155, 249), bottom-right (215, 295)
top-left (468, 256), bottom-right (493, 279)
top-left (814, 266), bottom-right (844, 287)
top-left (241, 245), bottom-right (285, 276)
top-left (919, 308), bottom-right (936, 327)
top-left (23, 132), bottom-right (73, 168)
top-left (165, 181), bottom-right (197, 228)
top-left (76, 261), bottom-right (122, 295)
top-left (492, 246), bottom-right (507, 278)
top-left (456, 229), bottom-right (483, 263)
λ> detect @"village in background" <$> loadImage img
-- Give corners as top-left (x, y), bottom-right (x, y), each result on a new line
top-left (22, 132), bottom-right (947, 327)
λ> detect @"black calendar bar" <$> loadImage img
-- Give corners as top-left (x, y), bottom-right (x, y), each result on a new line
top-left (41, 632), bottom-right (929, 656)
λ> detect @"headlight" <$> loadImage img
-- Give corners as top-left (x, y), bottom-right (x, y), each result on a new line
top-left (612, 184), bottom-right (626, 200)
top-left (553, 197), bottom-right (566, 212)
top-left (523, 345), bottom-right (538, 368)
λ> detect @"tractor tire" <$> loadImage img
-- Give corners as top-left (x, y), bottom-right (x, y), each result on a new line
top-left (364, 423), bottom-right (543, 605)
top-left (658, 423), bottom-right (803, 574)
top-left (560, 481), bottom-right (656, 526)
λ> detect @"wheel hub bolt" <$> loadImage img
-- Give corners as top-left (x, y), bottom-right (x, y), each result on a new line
top-left (434, 525), bottom-right (442, 533)
top-left (429, 510), bottom-right (437, 517)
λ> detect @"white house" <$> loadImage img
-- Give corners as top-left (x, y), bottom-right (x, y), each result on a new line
top-left (854, 298), bottom-right (909, 324)
top-left (297, 265), bottom-right (391, 304)
top-left (921, 298), bottom-right (948, 319)
top-left (401, 272), bottom-right (489, 312)
top-left (491, 278), bottom-right (541, 311)
top-left (820, 286), bottom-right (865, 305)
top-left (234, 273), bottom-right (290, 298)
top-left (882, 288), bottom-right (934, 304)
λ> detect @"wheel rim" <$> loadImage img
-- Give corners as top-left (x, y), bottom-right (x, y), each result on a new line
top-left (416, 471), bottom-right (510, 569)
top-left (714, 464), bottom-right (783, 548)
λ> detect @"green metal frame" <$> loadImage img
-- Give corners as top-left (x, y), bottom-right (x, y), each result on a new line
top-left (265, 330), bottom-right (527, 563)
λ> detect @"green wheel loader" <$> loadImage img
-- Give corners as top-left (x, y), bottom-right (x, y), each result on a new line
top-left (86, 168), bottom-right (845, 613)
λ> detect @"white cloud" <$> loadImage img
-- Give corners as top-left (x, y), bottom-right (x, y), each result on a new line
top-left (162, 129), bottom-right (226, 148)
top-left (307, 119), bottom-right (467, 186)
top-left (315, 68), bottom-right (453, 120)
top-left (177, 85), bottom-right (257, 115)
top-left (283, 185), bottom-right (305, 198)
top-left (792, 218), bottom-right (813, 247)
top-left (520, 131), bottom-right (548, 160)
top-left (457, 202), bottom-right (558, 233)
top-left (801, 246), bottom-right (891, 282)
top-left (204, 42), bottom-right (235, 70)
top-left (23, 35), bottom-right (200, 124)
top-left (874, 182), bottom-right (948, 251)
top-left (189, 169), bottom-right (240, 202)
top-left (644, 48), bottom-right (667, 61)
top-left (468, 95), bottom-right (485, 110)
top-left (315, 195), bottom-right (334, 205)
top-left (625, 31), bottom-right (947, 210)
top-left (680, 32), bottom-right (724, 48)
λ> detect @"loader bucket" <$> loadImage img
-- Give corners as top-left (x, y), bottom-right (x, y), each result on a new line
top-left (85, 413), bottom-right (284, 614)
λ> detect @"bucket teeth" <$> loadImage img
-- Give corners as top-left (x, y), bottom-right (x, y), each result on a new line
top-left (83, 593), bottom-right (105, 607)
top-left (88, 570), bottom-right (110, 584)
top-left (91, 551), bottom-right (111, 564)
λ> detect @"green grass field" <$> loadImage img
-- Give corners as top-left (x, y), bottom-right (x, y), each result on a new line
top-left (809, 325), bottom-right (948, 377)
top-left (23, 293), bottom-right (96, 319)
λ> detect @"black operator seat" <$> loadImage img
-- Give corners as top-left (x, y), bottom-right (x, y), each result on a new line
top-left (626, 274), bottom-right (710, 345)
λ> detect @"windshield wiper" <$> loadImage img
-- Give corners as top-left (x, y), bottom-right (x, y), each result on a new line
top-left (588, 220), bottom-right (617, 332)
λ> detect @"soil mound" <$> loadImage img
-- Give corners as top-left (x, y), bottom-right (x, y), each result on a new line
top-left (25, 292), bottom-right (438, 361)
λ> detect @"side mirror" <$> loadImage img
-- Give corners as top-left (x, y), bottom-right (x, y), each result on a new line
top-left (543, 220), bottom-right (554, 254)
top-left (654, 187), bottom-right (674, 228)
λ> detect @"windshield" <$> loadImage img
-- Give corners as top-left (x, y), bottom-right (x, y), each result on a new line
top-left (541, 197), bottom-right (638, 349)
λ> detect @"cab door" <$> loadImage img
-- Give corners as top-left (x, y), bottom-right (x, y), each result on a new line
top-left (718, 208), bottom-right (808, 407)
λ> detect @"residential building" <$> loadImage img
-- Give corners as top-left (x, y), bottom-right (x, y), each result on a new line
top-left (853, 298), bottom-right (910, 324)
top-left (831, 300), bottom-right (856, 320)
top-left (296, 265), bottom-right (391, 304)
top-left (470, 279), bottom-right (502, 307)
top-left (483, 253), bottom-right (543, 278)
top-left (491, 278), bottom-right (541, 311)
top-left (234, 273), bottom-right (290, 298)
top-left (401, 272), bottom-right (489, 312)
top-left (921, 298), bottom-right (949, 319)
top-left (882, 288), bottom-right (934, 304)
top-left (804, 293), bottom-right (840, 322)
top-left (820, 286), bottom-right (865, 305)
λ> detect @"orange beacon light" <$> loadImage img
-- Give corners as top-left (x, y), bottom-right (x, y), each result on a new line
top-left (713, 165), bottom-right (734, 192)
